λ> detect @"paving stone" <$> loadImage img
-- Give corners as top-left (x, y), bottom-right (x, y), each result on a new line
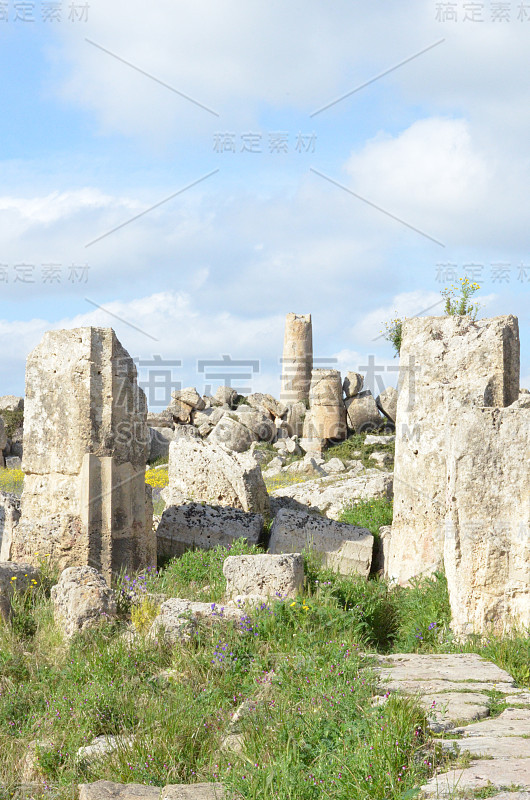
top-left (419, 692), bottom-right (490, 731)
top-left (421, 759), bottom-right (530, 797)
top-left (441, 736), bottom-right (530, 759)
top-left (79, 782), bottom-right (160, 800)
top-left (375, 653), bottom-right (516, 687)
top-left (453, 708), bottom-right (530, 738)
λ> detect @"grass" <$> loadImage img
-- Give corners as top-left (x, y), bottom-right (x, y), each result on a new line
top-left (0, 468), bottom-right (24, 496)
top-left (325, 433), bottom-right (395, 469)
top-left (1, 542), bottom-right (528, 800)
top-left (0, 409), bottom-right (24, 438)
top-left (339, 498), bottom-right (393, 539)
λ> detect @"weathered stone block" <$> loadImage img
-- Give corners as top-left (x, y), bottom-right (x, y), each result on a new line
top-left (343, 372), bottom-right (363, 398)
top-left (345, 390), bottom-right (382, 432)
top-left (156, 503), bottom-right (263, 559)
top-left (223, 553), bottom-right (304, 600)
top-left (376, 386), bottom-right (398, 423)
top-left (444, 402), bottom-right (530, 635)
top-left (309, 369), bottom-right (347, 441)
top-left (0, 491), bottom-right (20, 561)
top-left (51, 566), bottom-right (117, 638)
top-left (167, 437), bottom-right (269, 515)
top-left (11, 327), bottom-right (155, 580)
top-left (268, 508), bottom-right (373, 576)
top-left (388, 315), bottom-right (520, 586)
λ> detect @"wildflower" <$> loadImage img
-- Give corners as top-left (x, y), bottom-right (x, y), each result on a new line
top-left (290, 602), bottom-right (296, 607)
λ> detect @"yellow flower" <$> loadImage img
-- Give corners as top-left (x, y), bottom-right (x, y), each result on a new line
top-left (10, 576), bottom-right (16, 581)
top-left (290, 602), bottom-right (296, 607)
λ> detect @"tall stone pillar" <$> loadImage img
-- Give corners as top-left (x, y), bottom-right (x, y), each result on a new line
top-left (308, 368), bottom-right (347, 441)
top-left (387, 315), bottom-right (520, 586)
top-left (10, 327), bottom-right (155, 582)
top-left (280, 313), bottom-right (313, 405)
top-left (444, 399), bottom-right (530, 636)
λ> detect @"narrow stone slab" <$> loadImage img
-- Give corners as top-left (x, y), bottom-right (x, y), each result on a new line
top-left (441, 736), bottom-right (530, 759)
top-left (454, 708), bottom-right (530, 738)
top-left (162, 785), bottom-right (225, 800)
top-left (419, 692), bottom-right (490, 731)
top-left (79, 782), bottom-right (160, 800)
top-left (421, 759), bottom-right (530, 797)
top-left (268, 508), bottom-right (373, 576)
top-left (376, 679), bottom-right (516, 695)
top-left (375, 653), bottom-right (515, 686)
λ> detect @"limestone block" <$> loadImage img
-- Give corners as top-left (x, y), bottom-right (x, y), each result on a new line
top-left (232, 410), bottom-right (276, 443)
top-left (11, 327), bottom-right (154, 580)
top-left (223, 553), bottom-right (304, 600)
top-left (376, 386), bottom-right (398, 423)
top-left (211, 386), bottom-right (237, 408)
top-left (280, 313), bottom-right (313, 404)
top-left (79, 783), bottom-right (160, 800)
top-left (444, 404), bottom-right (530, 635)
top-left (149, 598), bottom-right (246, 645)
top-left (246, 393), bottom-right (287, 419)
top-left (309, 369), bottom-right (347, 441)
top-left (171, 388), bottom-right (205, 411)
top-left (167, 437), bottom-right (269, 515)
top-left (0, 491), bottom-right (20, 561)
top-left (208, 415), bottom-right (258, 452)
top-left (0, 395), bottom-right (24, 412)
top-left (421, 760), bottom-right (530, 798)
top-left (156, 503), bottom-right (263, 559)
top-left (268, 508), bottom-right (373, 576)
top-left (51, 566), bottom-right (117, 638)
top-left (345, 390), bottom-right (382, 433)
top-left (343, 372), bottom-right (363, 398)
top-left (388, 315), bottom-right (520, 586)
top-left (149, 427), bottom-right (178, 462)
top-left (284, 401), bottom-right (307, 437)
top-left (5, 456), bottom-right (21, 469)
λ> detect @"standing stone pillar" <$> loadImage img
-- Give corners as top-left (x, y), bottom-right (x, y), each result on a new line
top-left (10, 327), bottom-right (155, 582)
top-left (444, 399), bottom-right (530, 635)
top-left (387, 315), bottom-right (520, 586)
top-left (308, 369), bottom-right (347, 441)
top-left (280, 313), bottom-right (313, 405)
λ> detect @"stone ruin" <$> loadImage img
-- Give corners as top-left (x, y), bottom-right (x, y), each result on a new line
top-left (279, 312), bottom-right (313, 404)
top-left (388, 314), bottom-right (529, 635)
top-left (8, 327), bottom-right (155, 582)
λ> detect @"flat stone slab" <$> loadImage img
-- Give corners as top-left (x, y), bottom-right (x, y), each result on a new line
top-left (441, 736), bottom-right (530, 759)
top-left (421, 760), bottom-right (530, 797)
top-left (506, 693), bottom-right (530, 707)
top-left (375, 653), bottom-right (516, 686)
top-left (453, 708), bottom-right (530, 738)
top-left (487, 794), bottom-right (530, 800)
top-left (79, 782), bottom-right (225, 800)
top-left (377, 679), bottom-right (516, 695)
top-left (419, 692), bottom-right (490, 731)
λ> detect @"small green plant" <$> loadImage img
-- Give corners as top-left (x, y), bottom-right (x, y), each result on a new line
top-left (382, 316), bottom-right (404, 357)
top-left (131, 597), bottom-right (160, 634)
top-left (0, 409), bottom-right (24, 438)
top-left (340, 498), bottom-right (393, 538)
top-left (442, 276), bottom-right (481, 319)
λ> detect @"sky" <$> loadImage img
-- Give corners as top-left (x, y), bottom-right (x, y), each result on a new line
top-left (1, 0), bottom-right (529, 409)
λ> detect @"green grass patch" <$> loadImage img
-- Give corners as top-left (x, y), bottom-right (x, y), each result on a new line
top-left (326, 432), bottom-right (395, 469)
top-left (339, 498), bottom-right (393, 539)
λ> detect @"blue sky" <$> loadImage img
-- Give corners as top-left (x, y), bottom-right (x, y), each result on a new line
top-left (1, 0), bottom-right (529, 408)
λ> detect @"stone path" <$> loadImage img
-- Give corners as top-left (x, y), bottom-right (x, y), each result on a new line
top-left (373, 653), bottom-right (530, 798)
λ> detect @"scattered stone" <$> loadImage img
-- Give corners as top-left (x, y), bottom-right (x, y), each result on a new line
top-left (51, 566), bottom-right (117, 638)
top-left (232, 409), bottom-right (276, 443)
top-left (223, 553), bottom-right (304, 600)
top-left (343, 372), bottom-right (364, 398)
top-left (345, 390), bottom-right (382, 433)
top-left (0, 491), bottom-right (20, 561)
top-left (166, 437), bottom-right (269, 515)
top-left (4, 456), bottom-right (22, 469)
top-left (208, 414), bottom-right (258, 452)
top-left (364, 434), bottom-right (395, 446)
top-left (76, 735), bottom-right (135, 766)
top-left (11, 327), bottom-right (155, 579)
top-left (0, 395), bottom-right (24, 412)
top-left (156, 503), bottom-right (263, 560)
top-left (376, 386), bottom-right (398, 423)
top-left (280, 313), bottom-right (313, 405)
top-left (246, 393), bottom-right (287, 419)
top-left (212, 386), bottom-right (237, 408)
top-left (149, 427), bottom-right (178, 462)
top-left (146, 410), bottom-right (174, 429)
top-left (369, 451), bottom-right (394, 468)
top-left (268, 508), bottom-right (373, 576)
top-left (284, 401), bottom-right (307, 438)
top-left (172, 388), bottom-right (205, 411)
top-left (149, 598), bottom-right (245, 645)
top-left (324, 457), bottom-right (346, 474)
top-left (270, 470), bottom-right (393, 520)
top-left (79, 783), bottom-right (160, 800)
top-left (284, 437), bottom-right (302, 455)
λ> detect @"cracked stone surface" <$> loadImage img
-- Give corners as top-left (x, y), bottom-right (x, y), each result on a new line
top-left (421, 760), bottom-right (530, 797)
